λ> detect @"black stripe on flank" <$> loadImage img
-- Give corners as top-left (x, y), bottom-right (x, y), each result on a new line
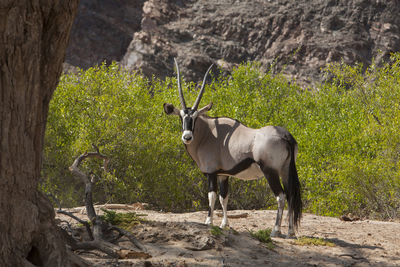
top-left (212, 158), bottom-right (256, 176)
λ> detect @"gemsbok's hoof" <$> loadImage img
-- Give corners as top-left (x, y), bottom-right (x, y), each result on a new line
top-left (205, 217), bottom-right (213, 225)
top-left (219, 222), bottom-right (229, 228)
top-left (270, 230), bottom-right (285, 238)
top-left (286, 230), bottom-right (297, 239)
top-left (285, 234), bottom-right (297, 239)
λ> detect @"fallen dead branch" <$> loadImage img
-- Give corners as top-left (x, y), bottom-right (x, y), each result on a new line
top-left (102, 203), bottom-right (148, 210)
top-left (216, 212), bottom-right (249, 219)
top-left (58, 144), bottom-right (149, 259)
top-left (340, 214), bottom-right (360, 222)
top-left (339, 254), bottom-right (369, 262)
top-left (69, 203), bottom-right (147, 214)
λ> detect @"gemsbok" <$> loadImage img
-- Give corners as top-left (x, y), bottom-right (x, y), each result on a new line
top-left (163, 59), bottom-right (302, 238)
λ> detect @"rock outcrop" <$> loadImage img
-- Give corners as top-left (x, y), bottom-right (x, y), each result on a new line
top-left (66, 0), bottom-right (400, 84)
top-left (66, 0), bottom-right (145, 69)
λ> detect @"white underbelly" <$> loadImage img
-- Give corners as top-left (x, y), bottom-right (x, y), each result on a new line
top-left (222, 163), bottom-right (264, 180)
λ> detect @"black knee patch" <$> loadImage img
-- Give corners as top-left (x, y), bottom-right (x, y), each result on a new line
top-left (207, 174), bottom-right (217, 192)
top-left (219, 177), bottom-right (229, 199)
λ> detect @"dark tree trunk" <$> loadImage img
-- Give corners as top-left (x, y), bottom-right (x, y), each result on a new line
top-left (0, 1), bottom-right (79, 266)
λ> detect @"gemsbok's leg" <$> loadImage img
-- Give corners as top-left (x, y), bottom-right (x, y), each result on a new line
top-left (287, 208), bottom-right (295, 238)
top-left (262, 168), bottom-right (285, 237)
top-left (273, 192), bottom-right (286, 237)
top-left (205, 173), bottom-right (217, 225)
top-left (218, 176), bottom-right (229, 228)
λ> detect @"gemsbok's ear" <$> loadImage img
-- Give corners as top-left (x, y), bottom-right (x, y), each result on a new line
top-left (198, 102), bottom-right (213, 115)
top-left (163, 103), bottom-right (180, 115)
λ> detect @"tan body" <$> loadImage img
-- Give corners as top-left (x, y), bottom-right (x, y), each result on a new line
top-left (186, 116), bottom-right (293, 180)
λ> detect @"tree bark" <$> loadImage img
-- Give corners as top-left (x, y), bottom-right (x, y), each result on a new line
top-left (0, 1), bottom-right (79, 266)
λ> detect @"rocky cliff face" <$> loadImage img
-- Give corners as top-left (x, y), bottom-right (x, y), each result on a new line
top-left (66, 0), bottom-right (145, 69)
top-left (66, 0), bottom-right (400, 84)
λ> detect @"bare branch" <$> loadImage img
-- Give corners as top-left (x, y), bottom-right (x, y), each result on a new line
top-left (58, 220), bottom-right (74, 235)
top-left (63, 146), bottom-right (147, 257)
top-left (69, 146), bottom-right (109, 221)
top-left (61, 225), bottom-right (147, 259)
top-left (92, 143), bottom-right (100, 153)
top-left (84, 182), bottom-right (97, 222)
top-left (109, 226), bottom-right (146, 251)
top-left (69, 145), bottom-right (109, 179)
top-left (69, 151), bottom-right (109, 181)
top-left (46, 192), bottom-right (62, 210)
top-left (70, 239), bottom-right (120, 258)
top-left (57, 210), bottom-right (94, 240)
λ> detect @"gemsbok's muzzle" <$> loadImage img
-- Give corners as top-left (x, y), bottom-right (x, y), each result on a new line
top-left (182, 130), bottom-right (193, 144)
top-left (181, 113), bottom-right (195, 144)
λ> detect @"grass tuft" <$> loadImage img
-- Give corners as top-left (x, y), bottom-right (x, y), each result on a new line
top-left (249, 228), bottom-right (274, 249)
top-left (293, 236), bottom-right (336, 247)
top-left (99, 209), bottom-right (146, 229)
top-left (210, 225), bottom-right (223, 237)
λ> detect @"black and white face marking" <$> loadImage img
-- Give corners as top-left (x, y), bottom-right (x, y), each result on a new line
top-left (180, 108), bottom-right (198, 144)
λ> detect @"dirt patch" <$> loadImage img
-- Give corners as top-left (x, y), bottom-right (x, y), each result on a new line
top-left (57, 208), bottom-right (400, 266)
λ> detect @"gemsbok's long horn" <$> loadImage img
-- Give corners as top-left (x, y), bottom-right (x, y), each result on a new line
top-left (192, 64), bottom-right (214, 111)
top-left (174, 58), bottom-right (187, 109)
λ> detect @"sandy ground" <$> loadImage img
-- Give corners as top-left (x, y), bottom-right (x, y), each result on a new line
top-left (57, 207), bottom-right (400, 267)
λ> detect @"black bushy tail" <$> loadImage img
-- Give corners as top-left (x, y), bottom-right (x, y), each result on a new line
top-left (286, 136), bottom-right (302, 229)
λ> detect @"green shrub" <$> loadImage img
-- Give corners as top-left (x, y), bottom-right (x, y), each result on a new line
top-left (41, 55), bottom-right (400, 220)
